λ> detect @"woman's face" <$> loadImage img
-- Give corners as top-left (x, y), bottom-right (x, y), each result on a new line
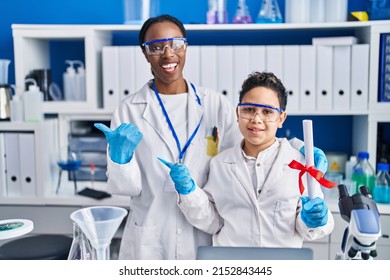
top-left (142, 21), bottom-right (187, 86)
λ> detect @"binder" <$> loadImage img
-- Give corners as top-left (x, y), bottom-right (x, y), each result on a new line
top-left (299, 45), bottom-right (317, 111)
top-left (216, 46), bottom-right (234, 105)
top-left (333, 45), bottom-right (351, 110)
top-left (200, 45), bottom-right (217, 90)
top-left (0, 133), bottom-right (6, 197)
top-left (19, 133), bottom-right (36, 196)
top-left (350, 44), bottom-right (369, 110)
top-left (233, 46), bottom-right (250, 106)
top-left (183, 45), bottom-right (201, 85)
top-left (265, 45), bottom-right (284, 81)
top-left (249, 45), bottom-right (266, 73)
top-left (378, 33), bottom-right (390, 102)
top-left (316, 45), bottom-right (333, 111)
top-left (118, 46), bottom-right (136, 101)
top-left (4, 133), bottom-right (21, 196)
top-left (134, 47), bottom-right (153, 91)
top-left (102, 46), bottom-right (120, 112)
top-left (283, 45), bottom-right (300, 111)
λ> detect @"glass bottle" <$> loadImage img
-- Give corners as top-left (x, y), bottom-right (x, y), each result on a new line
top-left (373, 163), bottom-right (390, 204)
top-left (352, 151), bottom-right (376, 195)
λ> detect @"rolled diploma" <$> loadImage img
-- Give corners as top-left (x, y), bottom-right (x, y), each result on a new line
top-left (303, 120), bottom-right (319, 199)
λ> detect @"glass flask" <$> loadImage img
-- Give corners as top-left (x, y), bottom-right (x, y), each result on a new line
top-left (256, 0), bottom-right (283, 23)
top-left (233, 0), bottom-right (253, 23)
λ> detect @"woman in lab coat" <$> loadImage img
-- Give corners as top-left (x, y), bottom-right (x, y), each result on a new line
top-left (95, 15), bottom-right (327, 260)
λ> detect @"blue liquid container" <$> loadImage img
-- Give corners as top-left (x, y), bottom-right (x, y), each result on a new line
top-left (374, 163), bottom-right (390, 204)
top-left (351, 152), bottom-right (375, 194)
top-left (256, 0), bottom-right (283, 24)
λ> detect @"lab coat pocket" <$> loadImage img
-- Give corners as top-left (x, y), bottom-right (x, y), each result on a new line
top-left (131, 222), bottom-right (164, 259)
top-left (273, 201), bottom-right (296, 239)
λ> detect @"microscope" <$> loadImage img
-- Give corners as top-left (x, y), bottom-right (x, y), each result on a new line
top-left (336, 184), bottom-right (382, 260)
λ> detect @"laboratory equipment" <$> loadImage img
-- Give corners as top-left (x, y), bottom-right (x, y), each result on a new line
top-left (74, 60), bottom-right (86, 101)
top-left (0, 219), bottom-right (33, 240)
top-left (336, 184), bottom-right (382, 260)
top-left (352, 151), bottom-right (375, 194)
top-left (56, 146), bottom-right (82, 194)
top-left (25, 69), bottom-right (51, 101)
top-left (123, 0), bottom-right (160, 24)
top-left (256, 0), bottom-right (283, 24)
top-left (373, 163), bottom-right (390, 204)
top-left (345, 155), bottom-right (357, 180)
top-left (22, 78), bottom-right (44, 123)
top-left (63, 60), bottom-right (77, 101)
top-left (207, 0), bottom-right (228, 24)
top-left (0, 59), bottom-right (12, 120)
top-left (70, 206), bottom-right (128, 260)
top-left (233, 0), bottom-right (252, 23)
top-left (285, 0), bottom-right (310, 23)
top-left (325, 0), bottom-right (348, 22)
top-left (68, 222), bottom-right (96, 260)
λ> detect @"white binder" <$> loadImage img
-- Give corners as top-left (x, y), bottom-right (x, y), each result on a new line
top-left (200, 45), bottom-right (217, 90)
top-left (299, 45), bottom-right (317, 111)
top-left (333, 45), bottom-right (351, 110)
top-left (233, 46), bottom-right (250, 106)
top-left (4, 133), bottom-right (21, 196)
top-left (19, 133), bottom-right (36, 196)
top-left (249, 45), bottom-right (266, 73)
top-left (0, 133), bottom-right (6, 197)
top-left (183, 45), bottom-right (201, 85)
top-left (119, 46), bottom-right (136, 101)
top-left (316, 45), bottom-right (333, 111)
top-left (217, 46), bottom-right (234, 105)
top-left (102, 46), bottom-right (120, 112)
top-left (350, 44), bottom-right (369, 111)
top-left (283, 45), bottom-right (300, 111)
top-left (134, 47), bottom-right (153, 91)
top-left (265, 45), bottom-right (283, 80)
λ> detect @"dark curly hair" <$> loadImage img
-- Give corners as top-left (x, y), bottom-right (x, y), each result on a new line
top-left (239, 71), bottom-right (287, 111)
top-left (139, 14), bottom-right (187, 49)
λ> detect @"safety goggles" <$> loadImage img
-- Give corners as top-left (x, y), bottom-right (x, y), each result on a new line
top-left (237, 102), bottom-right (283, 122)
top-left (142, 37), bottom-right (187, 56)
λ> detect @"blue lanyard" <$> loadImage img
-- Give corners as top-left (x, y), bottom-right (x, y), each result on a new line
top-left (152, 81), bottom-right (203, 162)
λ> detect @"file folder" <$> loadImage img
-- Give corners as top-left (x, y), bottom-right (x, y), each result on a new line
top-left (299, 45), bottom-right (317, 111)
top-left (283, 45), bottom-right (300, 111)
top-left (316, 46), bottom-right (333, 111)
top-left (102, 46), bottom-right (120, 112)
top-left (19, 133), bottom-right (36, 196)
top-left (265, 45), bottom-right (283, 81)
top-left (118, 46), bottom-right (136, 101)
top-left (233, 46), bottom-right (251, 107)
top-left (200, 46), bottom-right (217, 90)
top-left (0, 133), bottom-right (6, 197)
top-left (183, 45), bottom-right (201, 85)
top-left (217, 46), bottom-right (234, 105)
top-left (333, 45), bottom-right (351, 110)
top-left (350, 44), bottom-right (369, 110)
top-left (4, 133), bottom-right (21, 197)
top-left (134, 47), bottom-right (153, 91)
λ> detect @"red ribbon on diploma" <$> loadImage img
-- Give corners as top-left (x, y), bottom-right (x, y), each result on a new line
top-left (288, 160), bottom-right (337, 195)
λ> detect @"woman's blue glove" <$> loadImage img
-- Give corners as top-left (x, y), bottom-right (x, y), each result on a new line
top-left (158, 157), bottom-right (196, 195)
top-left (300, 197), bottom-right (328, 228)
top-left (94, 123), bottom-right (143, 164)
top-left (300, 146), bottom-right (328, 173)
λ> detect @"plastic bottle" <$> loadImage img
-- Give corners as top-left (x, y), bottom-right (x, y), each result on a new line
top-left (10, 94), bottom-right (24, 122)
top-left (63, 60), bottom-right (77, 101)
top-left (352, 151), bottom-right (376, 195)
top-left (22, 78), bottom-right (43, 122)
top-left (256, 0), bottom-right (283, 23)
top-left (74, 60), bottom-right (86, 101)
top-left (373, 163), bottom-right (390, 204)
top-left (345, 155), bottom-right (357, 180)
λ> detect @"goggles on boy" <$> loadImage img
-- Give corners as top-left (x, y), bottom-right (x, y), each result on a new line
top-left (237, 102), bottom-right (283, 123)
top-left (142, 37), bottom-right (188, 56)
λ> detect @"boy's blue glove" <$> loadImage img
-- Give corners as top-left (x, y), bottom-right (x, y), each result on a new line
top-left (300, 197), bottom-right (328, 228)
top-left (300, 146), bottom-right (328, 174)
top-left (94, 123), bottom-right (143, 164)
top-left (158, 157), bottom-right (196, 195)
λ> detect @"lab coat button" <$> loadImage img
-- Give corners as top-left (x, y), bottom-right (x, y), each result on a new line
top-left (256, 163), bottom-right (260, 167)
top-left (177, 228), bottom-right (182, 234)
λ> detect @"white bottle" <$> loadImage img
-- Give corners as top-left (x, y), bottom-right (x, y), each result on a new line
top-left (345, 155), bottom-right (357, 180)
top-left (10, 94), bottom-right (24, 122)
top-left (63, 60), bottom-right (77, 101)
top-left (74, 60), bottom-right (86, 101)
top-left (23, 78), bottom-right (43, 122)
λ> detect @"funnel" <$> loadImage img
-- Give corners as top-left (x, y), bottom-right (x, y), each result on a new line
top-left (0, 59), bottom-right (11, 85)
top-left (70, 206), bottom-right (127, 260)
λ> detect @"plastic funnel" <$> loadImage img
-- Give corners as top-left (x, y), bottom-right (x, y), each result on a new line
top-left (0, 59), bottom-right (11, 85)
top-left (70, 206), bottom-right (127, 260)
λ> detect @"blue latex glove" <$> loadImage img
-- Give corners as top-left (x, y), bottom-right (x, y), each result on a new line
top-left (94, 123), bottom-right (143, 164)
top-left (158, 157), bottom-right (196, 195)
top-left (300, 146), bottom-right (328, 174)
top-left (300, 197), bottom-right (328, 228)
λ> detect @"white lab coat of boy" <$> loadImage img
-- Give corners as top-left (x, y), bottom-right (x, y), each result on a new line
top-left (179, 138), bottom-right (334, 247)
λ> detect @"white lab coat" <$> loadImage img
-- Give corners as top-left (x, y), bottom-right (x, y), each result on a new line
top-left (106, 79), bottom-right (241, 259)
top-left (179, 138), bottom-right (334, 248)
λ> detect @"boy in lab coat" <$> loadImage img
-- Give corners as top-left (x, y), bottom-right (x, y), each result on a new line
top-left (160, 71), bottom-right (334, 247)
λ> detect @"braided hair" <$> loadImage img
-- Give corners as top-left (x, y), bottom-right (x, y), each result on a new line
top-left (139, 14), bottom-right (187, 49)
